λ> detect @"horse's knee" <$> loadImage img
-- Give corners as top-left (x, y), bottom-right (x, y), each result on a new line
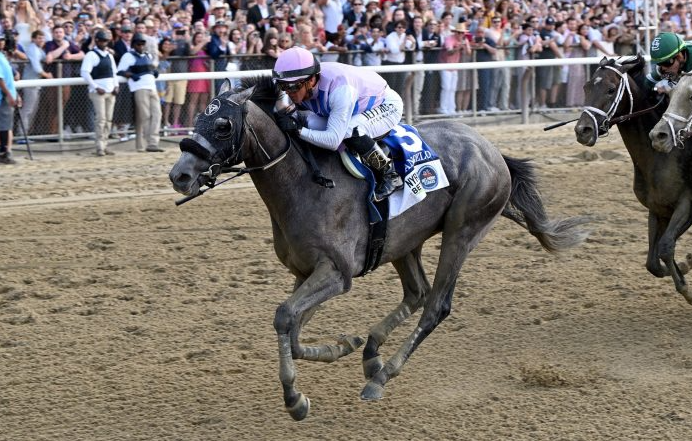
top-left (274, 302), bottom-right (297, 334)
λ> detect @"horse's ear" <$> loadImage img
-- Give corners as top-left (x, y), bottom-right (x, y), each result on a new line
top-left (599, 56), bottom-right (609, 67)
top-left (622, 53), bottom-right (646, 74)
top-left (229, 85), bottom-right (256, 104)
top-left (218, 79), bottom-right (233, 95)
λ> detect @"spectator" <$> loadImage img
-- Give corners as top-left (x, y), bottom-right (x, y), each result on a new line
top-left (363, 26), bottom-right (386, 66)
top-left (383, 19), bottom-right (414, 98)
top-left (80, 30), bottom-right (118, 156)
top-left (535, 17), bottom-right (561, 109)
top-left (318, 0), bottom-right (344, 40)
top-left (278, 32), bottom-right (294, 51)
top-left (187, 31), bottom-right (211, 128)
top-left (420, 18), bottom-right (441, 114)
top-left (206, 20), bottom-right (232, 82)
top-left (43, 24), bottom-right (84, 134)
top-left (408, 15), bottom-right (428, 115)
top-left (113, 24), bottom-right (134, 140)
top-left (516, 22), bottom-right (542, 112)
top-left (207, 1), bottom-right (230, 28)
top-left (321, 25), bottom-right (348, 62)
top-left (0, 34), bottom-right (17, 164)
top-left (156, 36), bottom-right (173, 125)
top-left (434, 0), bottom-right (466, 24)
top-left (263, 29), bottom-right (284, 60)
top-left (487, 15), bottom-right (510, 111)
top-left (415, 0), bottom-right (435, 24)
top-left (117, 32), bottom-right (162, 153)
top-left (615, 20), bottom-right (637, 56)
top-left (564, 23), bottom-right (591, 107)
top-left (20, 30), bottom-right (50, 137)
top-left (344, 0), bottom-right (367, 35)
top-left (472, 26), bottom-right (496, 112)
top-left (438, 22), bottom-right (466, 115)
top-left (164, 23), bottom-right (191, 132)
top-left (248, 0), bottom-right (274, 39)
top-left (14, 0), bottom-right (41, 50)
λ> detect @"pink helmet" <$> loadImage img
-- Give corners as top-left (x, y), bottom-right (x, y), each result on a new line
top-left (272, 47), bottom-right (321, 83)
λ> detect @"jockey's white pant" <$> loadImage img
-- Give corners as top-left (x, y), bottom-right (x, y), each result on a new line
top-left (305, 87), bottom-right (404, 142)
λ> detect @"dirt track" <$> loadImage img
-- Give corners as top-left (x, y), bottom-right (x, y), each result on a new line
top-left (2, 124), bottom-right (692, 440)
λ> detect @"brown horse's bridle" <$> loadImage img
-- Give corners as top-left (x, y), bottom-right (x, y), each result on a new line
top-left (581, 64), bottom-right (634, 137)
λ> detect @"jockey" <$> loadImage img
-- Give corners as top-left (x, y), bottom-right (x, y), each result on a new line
top-left (648, 32), bottom-right (692, 94)
top-left (272, 46), bottom-right (404, 202)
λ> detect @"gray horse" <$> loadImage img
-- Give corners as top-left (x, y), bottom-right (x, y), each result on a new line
top-left (169, 77), bottom-right (588, 421)
top-left (576, 56), bottom-right (692, 303)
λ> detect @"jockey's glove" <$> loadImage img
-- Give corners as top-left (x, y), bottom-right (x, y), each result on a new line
top-left (655, 79), bottom-right (673, 94)
top-left (276, 113), bottom-right (302, 135)
top-left (130, 73), bottom-right (141, 82)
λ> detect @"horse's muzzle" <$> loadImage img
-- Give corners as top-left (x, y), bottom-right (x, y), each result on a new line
top-left (574, 121), bottom-right (597, 147)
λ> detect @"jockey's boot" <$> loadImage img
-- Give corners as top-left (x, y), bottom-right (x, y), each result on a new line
top-left (363, 145), bottom-right (403, 202)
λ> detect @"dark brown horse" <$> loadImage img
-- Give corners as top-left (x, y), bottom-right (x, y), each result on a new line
top-left (575, 56), bottom-right (692, 303)
top-left (170, 77), bottom-right (588, 420)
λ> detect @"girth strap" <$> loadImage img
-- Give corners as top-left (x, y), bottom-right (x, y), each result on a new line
top-left (357, 198), bottom-right (389, 277)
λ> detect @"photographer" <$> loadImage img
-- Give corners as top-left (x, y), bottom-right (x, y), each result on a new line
top-left (472, 26), bottom-right (497, 112)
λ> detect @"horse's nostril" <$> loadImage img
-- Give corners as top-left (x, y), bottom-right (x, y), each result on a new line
top-left (655, 131), bottom-right (668, 141)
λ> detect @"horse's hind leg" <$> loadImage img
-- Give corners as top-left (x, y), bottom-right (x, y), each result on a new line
top-left (361, 185), bottom-right (508, 400)
top-left (362, 245), bottom-right (430, 379)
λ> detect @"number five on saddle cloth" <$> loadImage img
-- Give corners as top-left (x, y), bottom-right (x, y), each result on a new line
top-left (341, 124), bottom-right (449, 221)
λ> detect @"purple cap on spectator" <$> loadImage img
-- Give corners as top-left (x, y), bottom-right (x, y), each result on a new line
top-left (173, 22), bottom-right (184, 29)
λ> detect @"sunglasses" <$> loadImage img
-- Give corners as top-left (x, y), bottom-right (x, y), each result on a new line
top-left (658, 57), bottom-right (677, 67)
top-left (277, 80), bottom-right (307, 93)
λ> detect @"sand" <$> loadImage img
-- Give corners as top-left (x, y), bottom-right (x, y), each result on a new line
top-left (2, 124), bottom-right (692, 440)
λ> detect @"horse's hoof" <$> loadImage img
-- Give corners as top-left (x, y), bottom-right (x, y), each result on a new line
top-left (363, 355), bottom-right (383, 380)
top-left (338, 334), bottom-right (365, 352)
top-left (286, 393), bottom-right (310, 421)
top-left (360, 381), bottom-right (385, 401)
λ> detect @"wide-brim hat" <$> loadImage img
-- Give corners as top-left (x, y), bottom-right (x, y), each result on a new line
top-left (451, 23), bottom-right (467, 33)
top-left (211, 1), bottom-right (229, 10)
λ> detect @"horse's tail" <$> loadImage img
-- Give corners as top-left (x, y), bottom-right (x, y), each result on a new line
top-left (501, 155), bottom-right (590, 252)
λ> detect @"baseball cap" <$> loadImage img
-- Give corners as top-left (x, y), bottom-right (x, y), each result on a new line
top-left (545, 17), bottom-right (555, 25)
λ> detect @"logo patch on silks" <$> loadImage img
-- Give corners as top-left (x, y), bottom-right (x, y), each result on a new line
top-left (651, 37), bottom-right (660, 52)
top-left (418, 165), bottom-right (438, 190)
top-left (205, 99), bottom-right (221, 116)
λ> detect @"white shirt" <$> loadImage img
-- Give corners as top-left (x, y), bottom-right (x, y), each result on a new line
top-left (117, 51), bottom-right (157, 92)
top-left (321, 0), bottom-right (345, 33)
top-left (384, 31), bottom-right (413, 63)
top-left (80, 47), bottom-right (119, 93)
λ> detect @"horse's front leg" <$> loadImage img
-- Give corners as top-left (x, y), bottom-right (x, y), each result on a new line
top-left (656, 200), bottom-right (692, 303)
top-left (274, 260), bottom-right (352, 421)
top-left (646, 212), bottom-right (669, 277)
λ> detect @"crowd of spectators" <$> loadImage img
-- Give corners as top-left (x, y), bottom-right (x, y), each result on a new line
top-left (0, 0), bottom-right (676, 143)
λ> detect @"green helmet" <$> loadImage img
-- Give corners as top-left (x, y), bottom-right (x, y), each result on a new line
top-left (650, 32), bottom-right (685, 64)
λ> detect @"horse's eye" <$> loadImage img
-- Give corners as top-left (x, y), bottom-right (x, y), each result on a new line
top-left (214, 117), bottom-right (233, 139)
top-left (607, 87), bottom-right (616, 95)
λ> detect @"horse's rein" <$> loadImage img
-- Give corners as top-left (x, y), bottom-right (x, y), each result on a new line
top-left (176, 105), bottom-right (294, 206)
top-left (581, 65), bottom-right (634, 137)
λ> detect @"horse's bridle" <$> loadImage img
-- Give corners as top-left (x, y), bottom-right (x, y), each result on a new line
top-left (582, 64), bottom-right (634, 137)
top-left (180, 101), bottom-right (293, 183)
top-left (659, 72), bottom-right (692, 149)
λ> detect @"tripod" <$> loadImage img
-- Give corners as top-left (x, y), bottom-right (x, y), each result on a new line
top-left (14, 106), bottom-right (33, 160)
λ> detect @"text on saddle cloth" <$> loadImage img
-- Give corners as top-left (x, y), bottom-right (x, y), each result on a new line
top-left (340, 124), bottom-right (450, 220)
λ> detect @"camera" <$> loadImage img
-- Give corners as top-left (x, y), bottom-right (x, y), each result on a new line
top-left (4, 33), bottom-right (16, 53)
top-left (175, 29), bottom-right (186, 35)
top-left (474, 36), bottom-right (484, 43)
top-left (252, 32), bottom-right (260, 37)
